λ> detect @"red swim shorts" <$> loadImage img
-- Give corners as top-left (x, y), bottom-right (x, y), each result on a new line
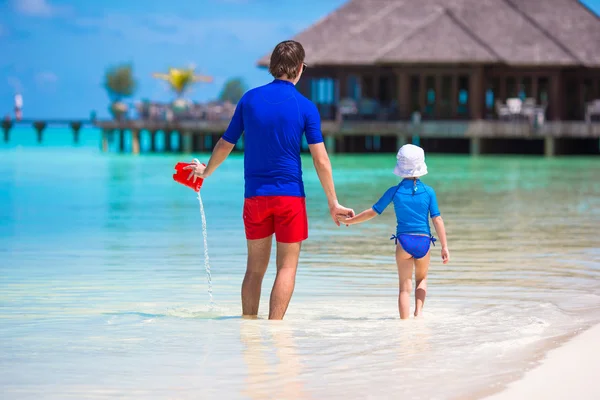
top-left (243, 196), bottom-right (308, 243)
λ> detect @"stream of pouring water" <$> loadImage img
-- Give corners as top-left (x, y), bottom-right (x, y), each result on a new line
top-left (197, 191), bottom-right (213, 307)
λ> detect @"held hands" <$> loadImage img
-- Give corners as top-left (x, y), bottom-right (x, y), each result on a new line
top-left (329, 200), bottom-right (354, 227)
top-left (183, 159), bottom-right (207, 183)
top-left (336, 214), bottom-right (355, 225)
top-left (441, 247), bottom-right (450, 264)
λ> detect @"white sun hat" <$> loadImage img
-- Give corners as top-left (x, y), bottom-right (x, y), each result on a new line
top-left (393, 144), bottom-right (428, 178)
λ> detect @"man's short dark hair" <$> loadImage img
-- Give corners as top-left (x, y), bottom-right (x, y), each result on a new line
top-left (268, 40), bottom-right (305, 80)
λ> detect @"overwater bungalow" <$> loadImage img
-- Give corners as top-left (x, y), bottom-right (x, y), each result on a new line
top-left (258, 0), bottom-right (600, 124)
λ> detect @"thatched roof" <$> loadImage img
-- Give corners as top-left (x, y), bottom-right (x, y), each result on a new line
top-left (257, 0), bottom-right (600, 67)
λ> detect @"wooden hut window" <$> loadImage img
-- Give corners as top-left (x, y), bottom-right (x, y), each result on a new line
top-left (521, 77), bottom-right (532, 100)
top-left (310, 78), bottom-right (336, 120)
top-left (506, 77), bottom-right (518, 98)
top-left (440, 75), bottom-right (452, 119)
top-left (347, 75), bottom-right (361, 100)
top-left (486, 78), bottom-right (500, 118)
top-left (565, 78), bottom-right (580, 120)
top-left (313, 79), bottom-right (321, 102)
top-left (457, 75), bottom-right (469, 118)
top-left (537, 77), bottom-right (549, 106)
top-left (410, 75), bottom-right (420, 113)
top-left (378, 75), bottom-right (395, 106)
top-left (424, 76), bottom-right (436, 118)
top-left (362, 75), bottom-right (374, 99)
top-left (583, 79), bottom-right (595, 102)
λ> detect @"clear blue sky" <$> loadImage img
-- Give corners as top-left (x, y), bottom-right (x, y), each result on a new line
top-left (0, 0), bottom-right (598, 119)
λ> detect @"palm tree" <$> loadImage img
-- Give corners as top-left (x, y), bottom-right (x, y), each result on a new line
top-left (152, 66), bottom-right (213, 99)
top-left (104, 63), bottom-right (137, 120)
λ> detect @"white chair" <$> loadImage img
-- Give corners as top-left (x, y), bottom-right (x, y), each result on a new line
top-left (506, 98), bottom-right (523, 116)
top-left (495, 100), bottom-right (511, 120)
top-left (585, 100), bottom-right (600, 123)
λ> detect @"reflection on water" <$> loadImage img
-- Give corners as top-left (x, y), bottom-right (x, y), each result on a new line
top-left (0, 138), bottom-right (599, 399)
top-left (241, 322), bottom-right (308, 400)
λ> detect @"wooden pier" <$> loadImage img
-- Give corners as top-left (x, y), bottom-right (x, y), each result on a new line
top-left (2, 119), bottom-right (87, 144)
top-left (2, 118), bottom-right (598, 156)
top-left (94, 119), bottom-right (600, 156)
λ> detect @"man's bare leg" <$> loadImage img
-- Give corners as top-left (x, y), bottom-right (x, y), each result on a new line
top-left (242, 236), bottom-right (273, 317)
top-left (269, 241), bottom-right (301, 320)
top-left (414, 251), bottom-right (430, 317)
top-left (396, 245), bottom-right (414, 320)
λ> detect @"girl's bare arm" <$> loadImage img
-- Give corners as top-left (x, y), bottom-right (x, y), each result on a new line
top-left (338, 208), bottom-right (378, 225)
top-left (432, 216), bottom-right (449, 264)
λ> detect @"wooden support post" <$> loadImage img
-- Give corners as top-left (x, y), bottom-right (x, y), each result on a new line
top-left (451, 74), bottom-right (458, 118)
top-left (499, 75), bottom-right (507, 102)
top-left (325, 135), bottom-right (336, 154)
top-left (102, 129), bottom-right (109, 152)
top-left (336, 136), bottom-right (345, 154)
top-left (470, 137), bottom-right (481, 156)
top-left (338, 70), bottom-right (348, 98)
top-left (174, 132), bottom-right (181, 152)
top-left (197, 134), bottom-right (205, 152)
top-left (2, 119), bottom-right (12, 143)
top-left (549, 72), bottom-right (562, 121)
top-left (469, 67), bottom-right (484, 120)
top-left (118, 130), bottom-right (125, 152)
top-left (182, 132), bottom-right (193, 153)
top-left (70, 121), bottom-right (82, 144)
top-left (435, 74), bottom-right (442, 119)
top-left (373, 69), bottom-right (381, 101)
top-left (149, 130), bottom-right (157, 152)
top-left (544, 136), bottom-right (555, 157)
top-left (164, 130), bottom-right (173, 152)
top-left (204, 135), bottom-right (213, 151)
top-left (532, 76), bottom-right (539, 102)
top-left (396, 134), bottom-right (407, 150)
top-left (33, 121), bottom-right (47, 144)
top-left (397, 71), bottom-right (409, 120)
top-left (132, 130), bottom-right (140, 155)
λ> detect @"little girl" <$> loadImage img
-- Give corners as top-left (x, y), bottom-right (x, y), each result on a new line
top-left (339, 144), bottom-right (449, 319)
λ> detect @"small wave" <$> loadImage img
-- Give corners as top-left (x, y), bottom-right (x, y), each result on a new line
top-left (103, 305), bottom-right (240, 321)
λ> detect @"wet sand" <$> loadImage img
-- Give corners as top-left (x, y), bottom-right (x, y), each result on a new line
top-left (485, 323), bottom-right (600, 400)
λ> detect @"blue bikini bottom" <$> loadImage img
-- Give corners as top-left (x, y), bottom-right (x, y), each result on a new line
top-left (390, 234), bottom-right (436, 259)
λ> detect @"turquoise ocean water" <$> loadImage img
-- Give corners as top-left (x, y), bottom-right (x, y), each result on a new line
top-left (1, 127), bottom-right (600, 399)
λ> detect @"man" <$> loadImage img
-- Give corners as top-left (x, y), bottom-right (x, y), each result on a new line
top-left (185, 40), bottom-right (354, 320)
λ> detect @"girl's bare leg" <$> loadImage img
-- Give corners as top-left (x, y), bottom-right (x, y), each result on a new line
top-left (414, 250), bottom-right (431, 317)
top-left (396, 245), bottom-right (414, 320)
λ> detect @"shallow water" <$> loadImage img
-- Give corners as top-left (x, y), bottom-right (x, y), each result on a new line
top-left (1, 128), bottom-right (600, 399)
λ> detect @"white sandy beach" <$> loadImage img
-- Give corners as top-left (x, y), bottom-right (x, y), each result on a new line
top-left (485, 323), bottom-right (600, 400)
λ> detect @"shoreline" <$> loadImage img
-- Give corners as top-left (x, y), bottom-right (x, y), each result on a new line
top-left (483, 323), bottom-right (600, 400)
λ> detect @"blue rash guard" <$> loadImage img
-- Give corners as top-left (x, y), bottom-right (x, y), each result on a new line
top-left (372, 179), bottom-right (441, 236)
top-left (221, 79), bottom-right (324, 199)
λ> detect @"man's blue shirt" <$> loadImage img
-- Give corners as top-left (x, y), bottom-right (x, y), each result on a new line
top-left (222, 79), bottom-right (324, 198)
